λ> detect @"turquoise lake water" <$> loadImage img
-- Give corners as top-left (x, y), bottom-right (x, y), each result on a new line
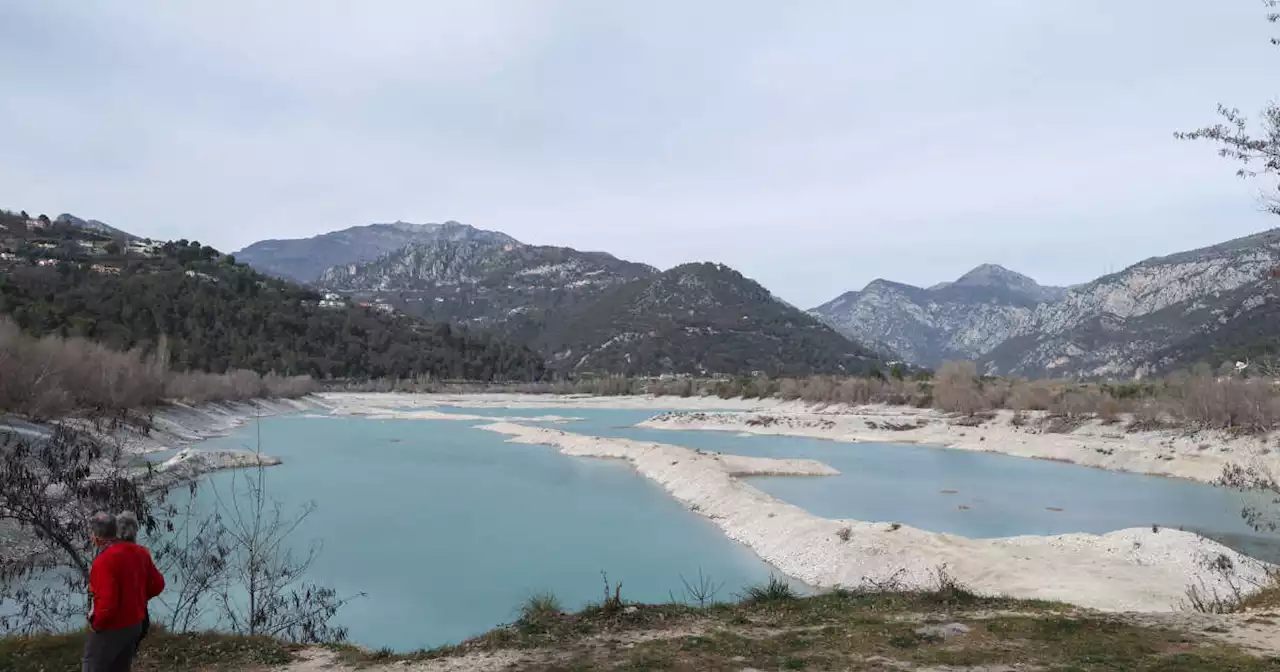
top-left (168, 413), bottom-right (783, 651)
top-left (165, 406), bottom-right (1277, 651)
top-left (452, 408), bottom-right (1272, 551)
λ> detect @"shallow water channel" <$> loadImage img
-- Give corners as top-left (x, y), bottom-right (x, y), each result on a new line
top-left (165, 406), bottom-right (1276, 651)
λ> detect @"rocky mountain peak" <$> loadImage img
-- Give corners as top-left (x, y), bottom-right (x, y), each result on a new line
top-left (943, 264), bottom-right (1066, 302)
top-left (953, 263), bottom-right (1028, 287)
top-left (233, 219), bottom-right (516, 283)
top-left (810, 266), bottom-right (1064, 368)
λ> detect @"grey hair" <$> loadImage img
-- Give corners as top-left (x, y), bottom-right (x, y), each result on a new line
top-left (116, 511), bottom-right (140, 542)
top-left (89, 511), bottom-right (117, 540)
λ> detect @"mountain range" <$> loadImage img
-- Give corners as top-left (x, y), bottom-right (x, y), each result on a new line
top-left (234, 221), bottom-right (515, 283)
top-left (232, 219), bottom-right (1280, 380)
top-left (236, 224), bottom-right (881, 377)
top-left (810, 265), bottom-right (1068, 368)
top-left (812, 230), bottom-right (1280, 378)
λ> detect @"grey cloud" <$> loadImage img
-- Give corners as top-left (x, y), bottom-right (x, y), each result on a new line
top-left (0, 0), bottom-right (1275, 306)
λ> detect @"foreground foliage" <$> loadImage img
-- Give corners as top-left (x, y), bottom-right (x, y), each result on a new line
top-left (0, 415), bottom-right (351, 644)
top-left (0, 318), bottom-right (314, 418)
top-left (0, 629), bottom-right (296, 672)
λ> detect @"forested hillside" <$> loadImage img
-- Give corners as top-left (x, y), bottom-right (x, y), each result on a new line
top-left (518, 263), bottom-right (883, 377)
top-left (0, 214), bottom-right (546, 381)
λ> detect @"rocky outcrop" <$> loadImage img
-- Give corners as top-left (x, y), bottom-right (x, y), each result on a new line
top-left (317, 237), bottom-right (655, 327)
top-left (981, 229), bottom-right (1280, 377)
top-left (234, 221), bottom-right (516, 283)
top-left (810, 266), bottom-right (1062, 368)
top-left (813, 229), bottom-right (1280, 378)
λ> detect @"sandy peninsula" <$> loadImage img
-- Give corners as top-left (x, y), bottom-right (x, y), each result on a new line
top-left (477, 421), bottom-right (1271, 613)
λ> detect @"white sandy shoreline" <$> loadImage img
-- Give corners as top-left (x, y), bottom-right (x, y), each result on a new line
top-left (475, 421), bottom-right (1271, 613)
top-left (321, 392), bottom-right (1280, 485)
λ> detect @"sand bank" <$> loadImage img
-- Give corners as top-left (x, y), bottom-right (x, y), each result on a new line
top-left (330, 406), bottom-right (581, 423)
top-left (131, 396), bottom-right (327, 453)
top-left (322, 393), bottom-right (1280, 485)
top-left (640, 406), bottom-right (1280, 485)
top-left (478, 421), bottom-right (1272, 612)
top-left (150, 448), bottom-right (282, 486)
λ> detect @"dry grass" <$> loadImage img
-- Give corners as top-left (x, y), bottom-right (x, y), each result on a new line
top-left (0, 629), bottom-right (297, 671)
top-left (0, 318), bottom-right (315, 419)
top-left (325, 587), bottom-right (1273, 672)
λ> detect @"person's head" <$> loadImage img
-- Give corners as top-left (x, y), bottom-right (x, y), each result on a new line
top-left (89, 511), bottom-right (117, 548)
top-left (116, 511), bottom-right (139, 543)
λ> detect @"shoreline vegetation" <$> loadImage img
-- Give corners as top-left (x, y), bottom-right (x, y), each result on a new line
top-left (325, 359), bottom-right (1280, 437)
top-left (0, 317), bottom-right (315, 421)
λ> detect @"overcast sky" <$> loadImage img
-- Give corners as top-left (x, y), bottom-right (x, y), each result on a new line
top-left (1, 1), bottom-right (1276, 307)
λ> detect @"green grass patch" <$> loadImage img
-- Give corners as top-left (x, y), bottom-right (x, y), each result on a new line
top-left (0, 630), bottom-right (297, 672)
top-left (739, 575), bottom-right (798, 604)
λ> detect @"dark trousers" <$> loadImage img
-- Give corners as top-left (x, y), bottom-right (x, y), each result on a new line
top-left (83, 622), bottom-right (143, 672)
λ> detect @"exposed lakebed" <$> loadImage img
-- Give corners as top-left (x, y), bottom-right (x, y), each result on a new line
top-left (169, 406), bottom-right (1277, 650)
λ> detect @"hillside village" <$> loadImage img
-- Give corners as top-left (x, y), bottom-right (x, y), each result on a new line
top-left (0, 210), bottom-right (161, 274)
top-left (0, 209), bottom-right (399, 317)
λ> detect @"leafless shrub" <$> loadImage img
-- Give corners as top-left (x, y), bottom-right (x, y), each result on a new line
top-left (0, 318), bottom-right (314, 419)
top-left (777, 378), bottom-right (803, 401)
top-left (980, 378), bottom-right (1011, 409)
top-left (1009, 380), bottom-right (1056, 411)
top-left (1184, 578), bottom-right (1241, 614)
top-left (670, 568), bottom-right (725, 608)
top-left (1181, 551), bottom-right (1273, 614)
top-left (1051, 389), bottom-right (1102, 417)
top-left (836, 526), bottom-right (852, 542)
top-left (1097, 394), bottom-right (1125, 424)
top-left (1218, 462), bottom-right (1280, 533)
top-left (0, 419), bottom-right (153, 633)
top-left (595, 571), bottom-right (627, 616)
top-left (1041, 414), bottom-right (1087, 434)
top-left (854, 568), bottom-right (911, 594)
top-left (933, 361), bottom-right (988, 415)
top-left (833, 377), bottom-right (879, 405)
top-left (1127, 400), bottom-right (1172, 432)
top-left (1179, 376), bottom-right (1280, 433)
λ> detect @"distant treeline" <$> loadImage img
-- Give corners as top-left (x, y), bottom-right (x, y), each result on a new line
top-left (326, 361), bottom-right (1280, 434)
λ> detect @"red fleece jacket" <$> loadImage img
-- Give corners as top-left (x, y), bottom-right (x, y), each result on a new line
top-left (89, 541), bottom-right (165, 631)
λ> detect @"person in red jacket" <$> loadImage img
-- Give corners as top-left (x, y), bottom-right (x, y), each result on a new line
top-left (83, 511), bottom-right (165, 672)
